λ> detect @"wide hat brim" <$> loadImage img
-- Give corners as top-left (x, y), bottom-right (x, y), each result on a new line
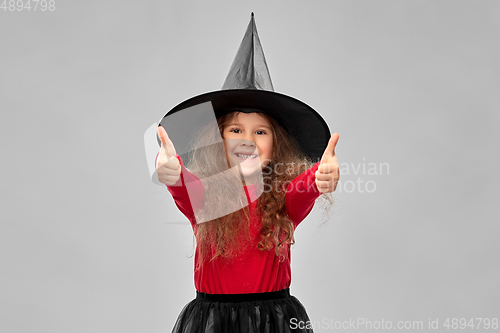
top-left (159, 89), bottom-right (330, 162)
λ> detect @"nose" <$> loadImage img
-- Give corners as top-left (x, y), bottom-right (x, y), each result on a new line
top-left (239, 139), bottom-right (255, 148)
top-left (238, 131), bottom-right (256, 146)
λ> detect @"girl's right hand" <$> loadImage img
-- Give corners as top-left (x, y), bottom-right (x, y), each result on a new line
top-left (156, 126), bottom-right (182, 186)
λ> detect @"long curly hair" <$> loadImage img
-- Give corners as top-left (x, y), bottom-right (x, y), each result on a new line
top-left (184, 111), bottom-right (333, 271)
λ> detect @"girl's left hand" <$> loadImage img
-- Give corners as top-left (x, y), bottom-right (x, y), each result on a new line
top-left (315, 133), bottom-right (340, 193)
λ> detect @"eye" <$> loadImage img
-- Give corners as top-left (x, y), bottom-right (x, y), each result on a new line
top-left (256, 130), bottom-right (267, 135)
top-left (229, 127), bottom-right (241, 133)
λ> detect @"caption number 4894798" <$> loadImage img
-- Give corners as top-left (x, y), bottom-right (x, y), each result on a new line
top-left (1, 0), bottom-right (55, 11)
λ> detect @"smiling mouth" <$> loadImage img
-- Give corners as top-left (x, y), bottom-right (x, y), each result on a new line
top-left (235, 153), bottom-right (258, 160)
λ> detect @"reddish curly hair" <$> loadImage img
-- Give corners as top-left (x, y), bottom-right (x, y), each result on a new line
top-left (185, 111), bottom-right (332, 271)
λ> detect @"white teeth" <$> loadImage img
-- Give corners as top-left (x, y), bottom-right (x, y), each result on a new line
top-left (236, 153), bottom-right (257, 159)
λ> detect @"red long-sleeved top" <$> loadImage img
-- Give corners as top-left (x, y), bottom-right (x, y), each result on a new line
top-left (156, 153), bottom-right (321, 294)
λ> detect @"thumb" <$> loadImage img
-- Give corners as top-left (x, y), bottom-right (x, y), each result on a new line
top-left (320, 133), bottom-right (339, 164)
top-left (157, 126), bottom-right (177, 159)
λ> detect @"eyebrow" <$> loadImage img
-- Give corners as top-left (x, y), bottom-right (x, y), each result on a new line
top-left (227, 122), bottom-right (271, 129)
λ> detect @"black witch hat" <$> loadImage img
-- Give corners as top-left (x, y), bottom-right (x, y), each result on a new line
top-left (159, 13), bottom-right (330, 162)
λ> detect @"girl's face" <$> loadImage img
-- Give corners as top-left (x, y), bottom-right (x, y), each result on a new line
top-left (222, 112), bottom-right (273, 178)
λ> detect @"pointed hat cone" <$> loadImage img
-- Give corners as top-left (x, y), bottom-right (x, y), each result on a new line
top-left (222, 13), bottom-right (274, 91)
top-left (161, 13), bottom-right (331, 162)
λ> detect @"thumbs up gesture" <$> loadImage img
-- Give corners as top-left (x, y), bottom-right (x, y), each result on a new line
top-left (315, 133), bottom-right (340, 193)
top-left (156, 126), bottom-right (182, 186)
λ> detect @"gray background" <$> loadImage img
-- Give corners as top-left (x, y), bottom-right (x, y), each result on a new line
top-left (1, 1), bottom-right (499, 332)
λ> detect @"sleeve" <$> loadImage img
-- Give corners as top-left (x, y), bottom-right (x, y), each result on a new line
top-left (285, 162), bottom-right (322, 228)
top-left (155, 152), bottom-right (204, 227)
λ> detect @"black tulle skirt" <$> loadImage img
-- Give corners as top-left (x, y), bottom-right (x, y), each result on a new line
top-left (171, 288), bottom-right (314, 333)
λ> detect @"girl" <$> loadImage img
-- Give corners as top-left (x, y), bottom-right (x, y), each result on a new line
top-left (153, 13), bottom-right (339, 333)
top-left (155, 110), bottom-right (339, 333)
